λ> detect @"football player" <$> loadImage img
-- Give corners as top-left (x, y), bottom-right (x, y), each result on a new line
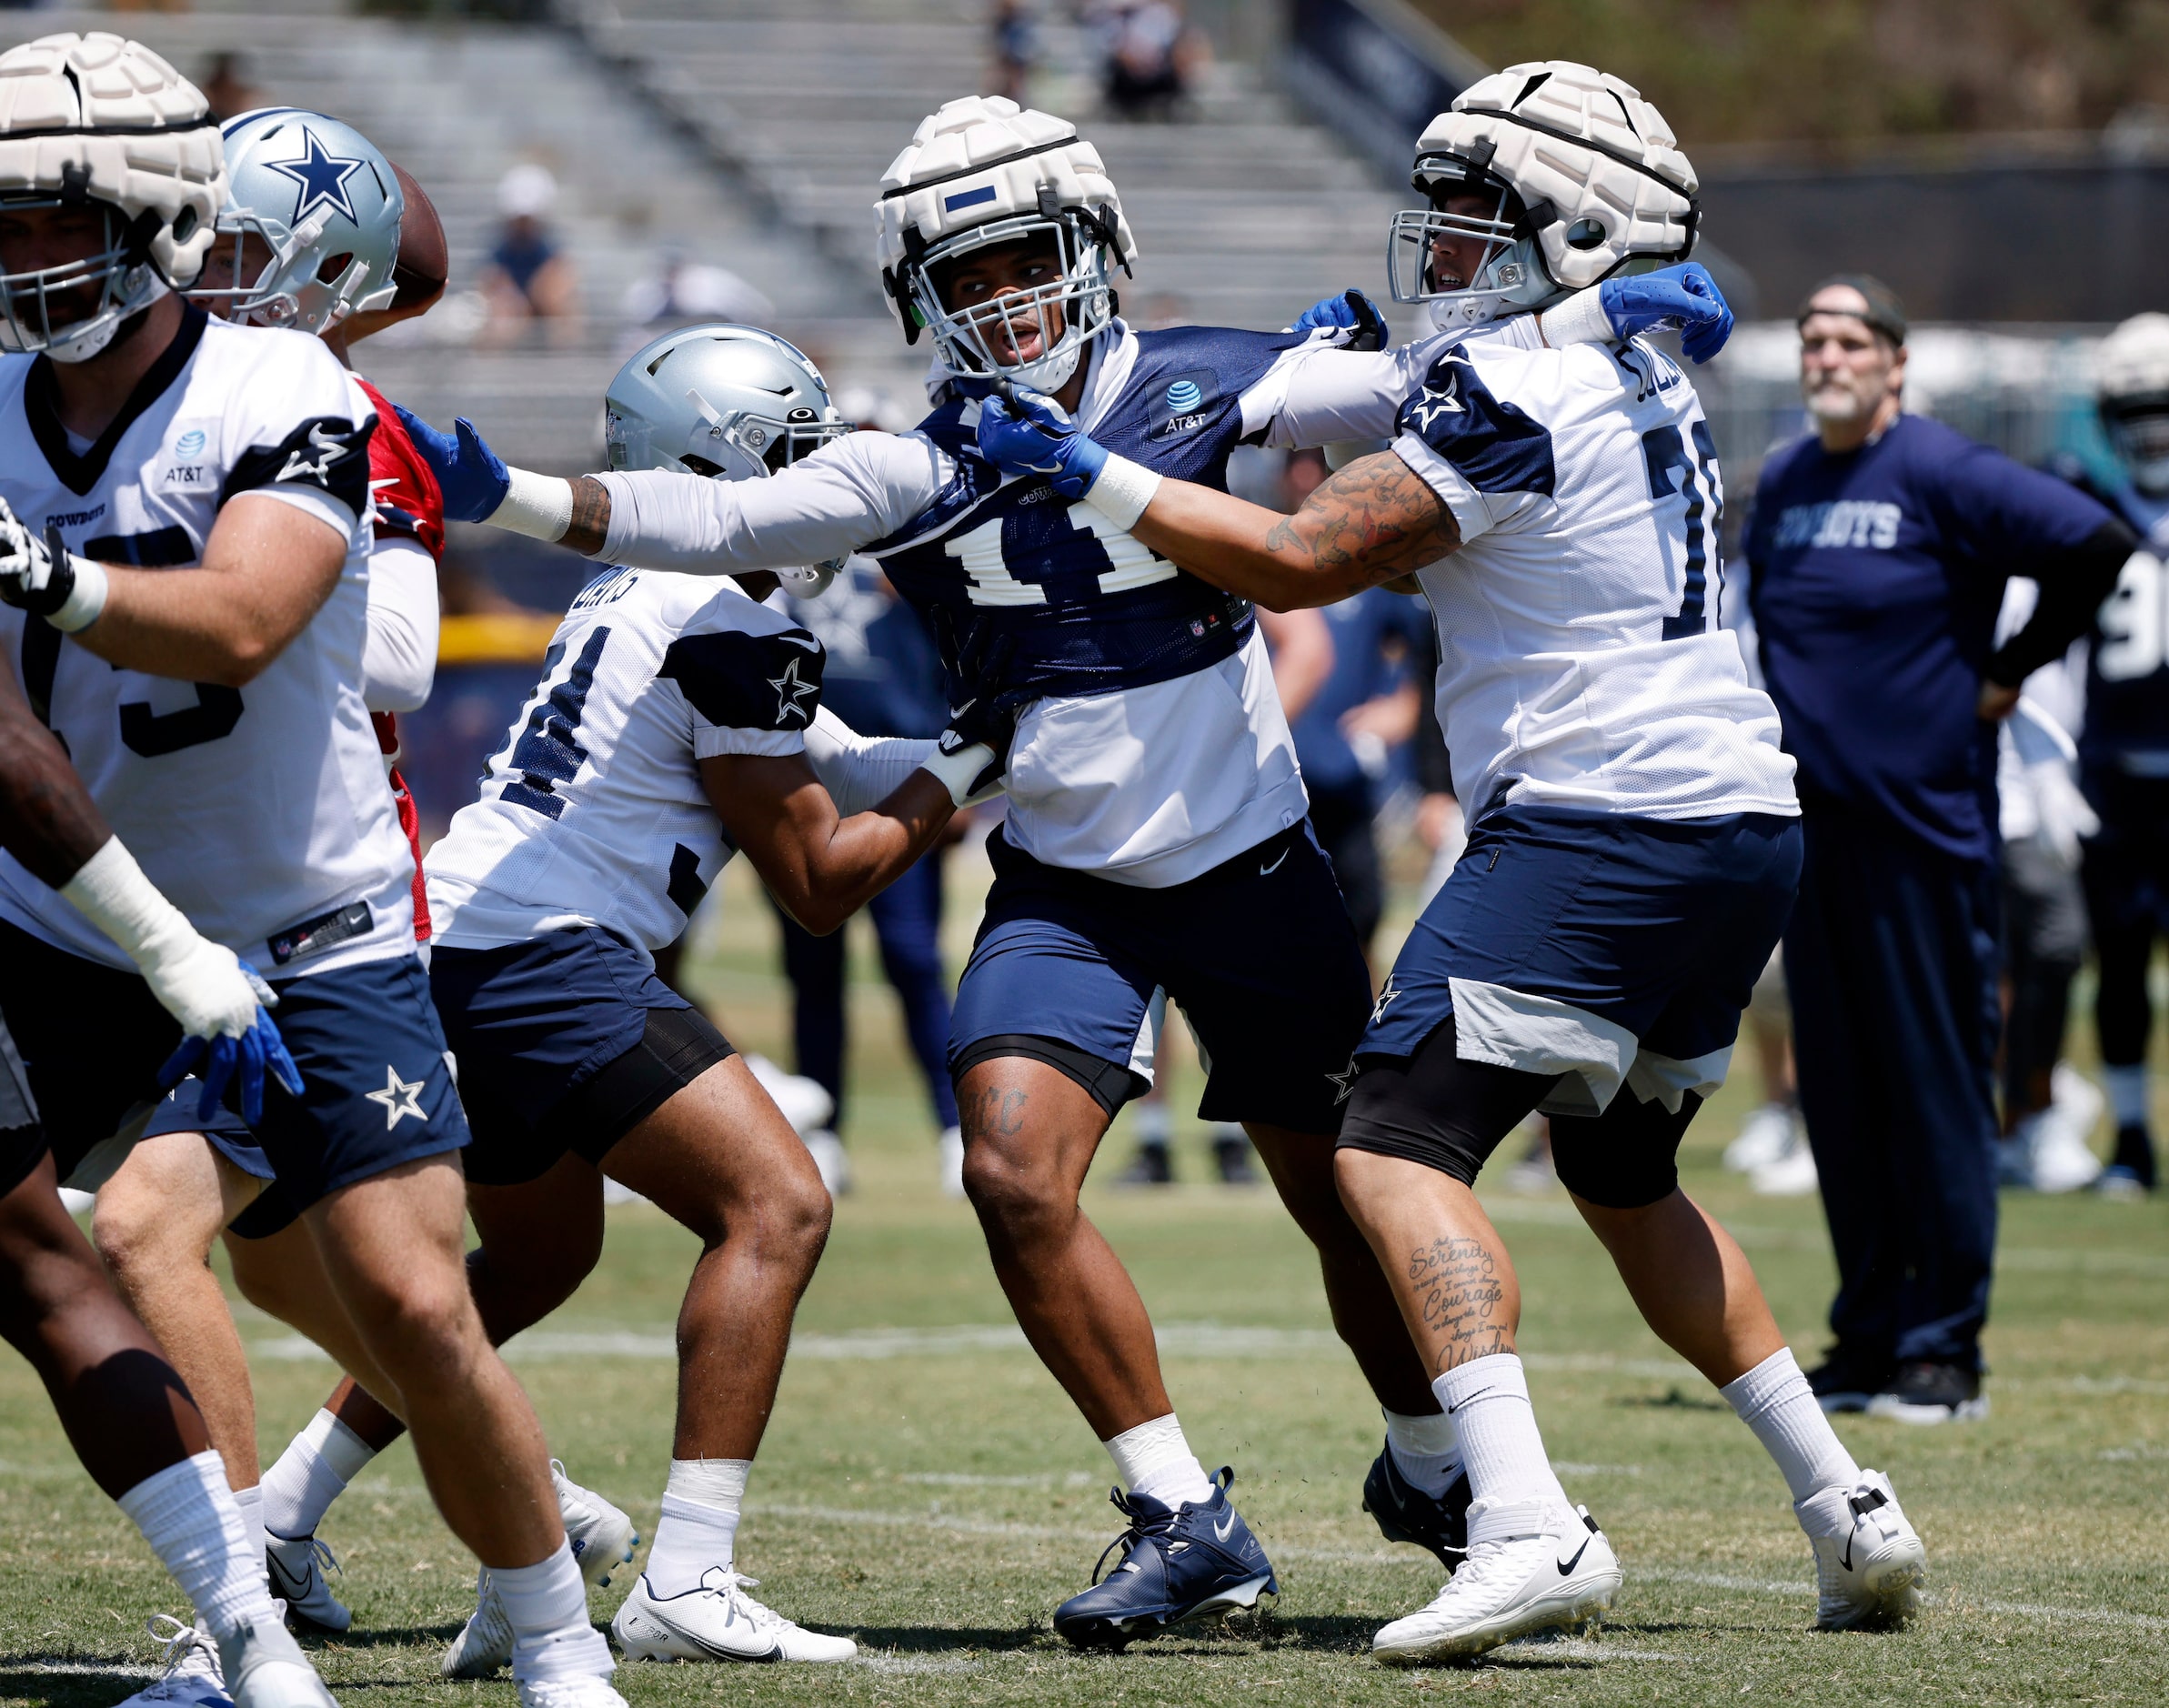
top-left (1, 645), bottom-right (333, 1708)
top-left (397, 93), bottom-right (1729, 1646)
top-left (0, 35), bottom-right (621, 1708)
top-left (970, 61), bottom-right (1927, 1663)
top-left (364, 322), bottom-right (1018, 1670)
top-left (2062, 314), bottom-right (2169, 1194)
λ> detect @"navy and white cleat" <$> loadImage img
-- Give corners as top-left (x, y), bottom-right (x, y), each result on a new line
top-left (1052, 1467), bottom-right (1278, 1650)
top-left (1363, 1443), bottom-right (1471, 1572)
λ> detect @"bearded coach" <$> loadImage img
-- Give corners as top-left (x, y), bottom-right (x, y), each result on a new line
top-left (1747, 276), bottom-right (2134, 1424)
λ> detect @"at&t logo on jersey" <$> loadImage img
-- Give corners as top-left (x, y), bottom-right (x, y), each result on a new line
top-left (1155, 371), bottom-right (1216, 437)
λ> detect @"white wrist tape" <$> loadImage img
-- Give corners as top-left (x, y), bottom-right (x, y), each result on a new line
top-left (60, 837), bottom-right (199, 976)
top-left (492, 467), bottom-right (575, 542)
top-left (920, 742), bottom-right (997, 808)
top-left (1083, 454), bottom-right (1163, 533)
top-left (1538, 286), bottom-right (1617, 349)
top-left (49, 553), bottom-right (107, 632)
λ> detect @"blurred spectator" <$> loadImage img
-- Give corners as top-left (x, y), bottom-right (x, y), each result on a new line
top-left (479, 163), bottom-right (579, 347)
top-left (620, 249), bottom-right (774, 330)
top-left (1747, 275), bottom-right (2130, 1425)
top-left (198, 52), bottom-right (264, 122)
top-left (1092, 1), bottom-right (1208, 121)
top-left (770, 561), bottom-right (968, 1197)
top-left (989, 0), bottom-right (1039, 107)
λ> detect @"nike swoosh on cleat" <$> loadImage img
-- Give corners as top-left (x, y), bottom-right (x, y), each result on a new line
top-left (1212, 1512), bottom-right (1238, 1542)
top-left (1557, 1538), bottom-right (1591, 1575)
top-left (654, 1624), bottom-right (784, 1665)
top-left (1840, 1532), bottom-right (1856, 1572)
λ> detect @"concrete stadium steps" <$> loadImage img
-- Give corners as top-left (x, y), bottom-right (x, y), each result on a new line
top-left (577, 0), bottom-right (1416, 335)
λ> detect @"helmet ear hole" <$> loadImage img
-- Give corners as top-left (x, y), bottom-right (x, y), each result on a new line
top-left (1564, 217), bottom-right (1606, 251)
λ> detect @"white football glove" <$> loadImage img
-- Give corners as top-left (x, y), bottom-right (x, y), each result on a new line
top-left (0, 495), bottom-right (107, 631)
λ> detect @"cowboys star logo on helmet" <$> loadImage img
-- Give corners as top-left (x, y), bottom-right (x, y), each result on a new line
top-left (1388, 60), bottom-right (1698, 330)
top-left (265, 127), bottom-right (367, 226)
top-left (875, 95), bottom-right (1136, 394)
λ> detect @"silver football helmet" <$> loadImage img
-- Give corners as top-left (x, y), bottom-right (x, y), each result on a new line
top-left (605, 323), bottom-right (850, 591)
top-left (2098, 313), bottom-right (2169, 497)
top-left (193, 108), bottom-right (402, 333)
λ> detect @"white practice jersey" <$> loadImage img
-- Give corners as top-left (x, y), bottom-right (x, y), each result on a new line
top-left (0, 310), bottom-right (415, 977)
top-left (1385, 331), bottom-right (1798, 821)
top-left (592, 320), bottom-right (1471, 887)
top-left (426, 568), bottom-right (827, 954)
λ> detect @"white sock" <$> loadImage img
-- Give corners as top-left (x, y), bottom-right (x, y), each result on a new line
top-left (644, 1459), bottom-right (748, 1597)
top-left (494, 1541), bottom-right (612, 1683)
top-left (1383, 1406), bottom-right (1462, 1497)
top-left (116, 1451), bottom-right (280, 1641)
top-left (1431, 1353), bottom-right (1569, 1512)
top-left (1103, 1413), bottom-right (1213, 1508)
top-left (261, 1409), bottom-right (378, 1542)
top-left (1722, 1347), bottom-right (1862, 1504)
top-left (230, 1482), bottom-right (265, 1575)
top-left (2104, 1063), bottom-right (2149, 1129)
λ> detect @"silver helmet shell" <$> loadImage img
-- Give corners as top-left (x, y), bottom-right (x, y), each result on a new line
top-left (0, 32), bottom-right (226, 362)
top-left (2097, 313), bottom-right (2169, 497)
top-left (605, 323), bottom-right (850, 592)
top-left (196, 108), bottom-right (402, 334)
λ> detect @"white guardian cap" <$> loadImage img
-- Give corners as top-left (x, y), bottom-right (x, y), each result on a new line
top-left (2096, 313), bottom-right (2169, 496)
top-left (0, 31), bottom-right (225, 360)
top-left (195, 107), bottom-right (403, 334)
top-left (1388, 60), bottom-right (1697, 329)
top-left (876, 95), bottom-right (1135, 394)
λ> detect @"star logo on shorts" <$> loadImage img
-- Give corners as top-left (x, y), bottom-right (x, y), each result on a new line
top-left (1371, 975), bottom-right (1403, 1028)
top-left (1326, 1056), bottom-right (1361, 1104)
top-left (768, 656), bottom-right (818, 724)
top-left (364, 1065), bottom-right (427, 1130)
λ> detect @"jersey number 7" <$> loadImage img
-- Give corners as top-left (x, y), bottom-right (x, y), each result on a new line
top-left (1642, 421), bottom-right (1723, 641)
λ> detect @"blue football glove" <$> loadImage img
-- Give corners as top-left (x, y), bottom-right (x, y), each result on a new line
top-left (393, 403), bottom-right (512, 523)
top-left (155, 968), bottom-right (304, 1128)
top-left (974, 381), bottom-right (1110, 499)
top-left (1597, 263), bottom-right (1733, 364)
top-left (1287, 286), bottom-right (1387, 352)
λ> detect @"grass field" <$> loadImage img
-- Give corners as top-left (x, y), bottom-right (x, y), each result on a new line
top-left (4, 848), bottom-right (2167, 1706)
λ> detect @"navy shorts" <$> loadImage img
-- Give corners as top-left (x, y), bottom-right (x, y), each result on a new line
top-left (0, 921), bottom-right (467, 1214)
top-left (949, 821), bottom-right (1373, 1134)
top-left (1361, 802), bottom-right (1802, 1115)
top-left (429, 926), bottom-right (736, 1187)
top-left (0, 1015), bottom-right (47, 1199)
top-left (136, 1086), bottom-right (303, 1240)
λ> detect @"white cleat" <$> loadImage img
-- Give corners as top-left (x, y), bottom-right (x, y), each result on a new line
top-left (1724, 1102), bottom-right (1799, 1174)
top-left (112, 1617), bottom-right (228, 1708)
top-left (216, 1611), bottom-right (339, 1708)
top-left (1800, 1470), bottom-right (1926, 1631)
top-left (515, 1676), bottom-right (628, 1708)
top-left (440, 1566), bottom-right (514, 1680)
top-left (555, 1462), bottom-right (638, 1590)
top-left (612, 1568), bottom-right (858, 1663)
top-left (266, 1534), bottom-right (351, 1634)
top-left (744, 1055), bottom-right (834, 1135)
top-left (1371, 1499), bottom-right (1621, 1665)
top-left (1750, 1131), bottom-right (1820, 1197)
top-left (939, 1125), bottom-right (966, 1199)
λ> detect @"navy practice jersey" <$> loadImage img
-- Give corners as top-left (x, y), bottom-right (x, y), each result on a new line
top-left (2046, 457), bottom-right (2169, 775)
top-left (1748, 415), bottom-right (2117, 861)
top-left (1292, 588), bottom-right (1431, 799)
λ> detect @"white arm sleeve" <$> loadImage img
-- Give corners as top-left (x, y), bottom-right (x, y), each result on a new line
top-left (802, 706), bottom-right (938, 816)
top-left (362, 537), bottom-right (440, 713)
top-left (595, 431), bottom-right (954, 574)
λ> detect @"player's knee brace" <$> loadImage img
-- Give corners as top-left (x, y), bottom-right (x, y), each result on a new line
top-left (1336, 1014), bottom-right (1553, 1185)
top-left (1549, 1089), bottom-right (1702, 1209)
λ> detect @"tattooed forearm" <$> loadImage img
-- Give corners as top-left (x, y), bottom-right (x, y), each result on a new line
top-left (1270, 453), bottom-right (1461, 598)
top-left (563, 475), bottom-right (613, 557)
top-left (1406, 1233), bottom-right (1511, 1371)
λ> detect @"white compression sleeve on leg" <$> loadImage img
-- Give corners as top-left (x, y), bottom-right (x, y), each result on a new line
top-left (1103, 1414), bottom-right (1212, 1508)
top-left (118, 1451), bottom-right (280, 1641)
top-left (1431, 1353), bottom-right (1570, 1511)
top-left (489, 467), bottom-right (575, 542)
top-left (645, 1458), bottom-right (750, 1595)
top-left (802, 708), bottom-right (939, 815)
top-left (262, 1408), bottom-right (379, 1541)
top-left (494, 1542), bottom-right (613, 1683)
top-left (1383, 1406), bottom-right (1462, 1497)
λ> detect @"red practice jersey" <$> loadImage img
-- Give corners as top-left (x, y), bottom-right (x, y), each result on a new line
top-left (358, 377), bottom-right (446, 943)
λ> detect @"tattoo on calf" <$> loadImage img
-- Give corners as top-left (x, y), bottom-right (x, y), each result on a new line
top-left (564, 475), bottom-right (613, 556)
top-left (1269, 453), bottom-right (1462, 597)
top-left (1406, 1234), bottom-right (1509, 1370)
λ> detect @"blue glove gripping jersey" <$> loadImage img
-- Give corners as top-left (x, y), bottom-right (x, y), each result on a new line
top-left (867, 325), bottom-right (1311, 702)
top-left (2058, 459), bottom-right (2169, 773)
top-left (1747, 415), bottom-right (2112, 861)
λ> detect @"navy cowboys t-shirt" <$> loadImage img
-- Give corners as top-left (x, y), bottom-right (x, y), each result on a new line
top-left (1747, 414), bottom-right (2114, 862)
